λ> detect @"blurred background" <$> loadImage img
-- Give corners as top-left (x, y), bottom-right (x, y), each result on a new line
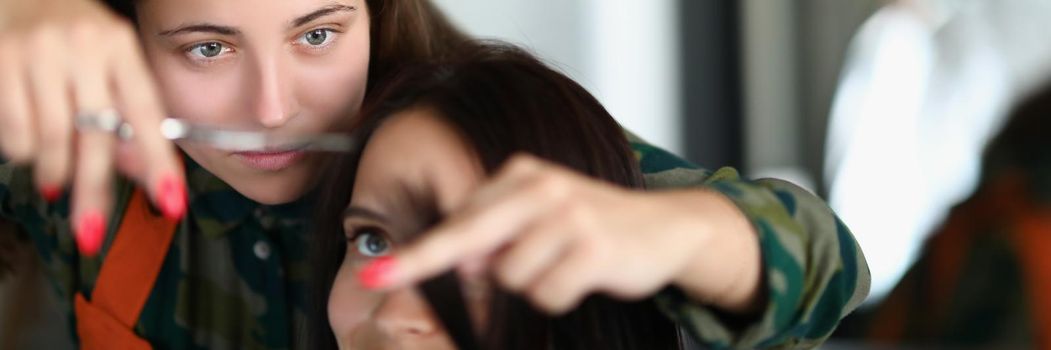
top-left (433, 0), bottom-right (1051, 347)
top-left (433, 0), bottom-right (878, 188)
top-left (434, 0), bottom-right (1051, 309)
top-left (5, 0), bottom-right (1051, 348)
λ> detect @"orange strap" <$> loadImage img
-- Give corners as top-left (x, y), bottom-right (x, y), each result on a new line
top-left (1006, 202), bottom-right (1051, 349)
top-left (869, 174), bottom-right (1051, 348)
top-left (867, 174), bottom-right (1023, 341)
top-left (74, 190), bottom-right (179, 350)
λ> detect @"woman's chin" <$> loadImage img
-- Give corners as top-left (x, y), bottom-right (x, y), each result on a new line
top-left (195, 153), bottom-right (318, 204)
top-left (238, 184), bottom-right (307, 205)
top-left (228, 171), bottom-right (315, 204)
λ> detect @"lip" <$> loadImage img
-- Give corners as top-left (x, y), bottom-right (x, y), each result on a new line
top-left (233, 149), bottom-right (306, 171)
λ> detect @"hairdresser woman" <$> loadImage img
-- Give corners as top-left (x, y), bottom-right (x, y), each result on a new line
top-left (0, 0), bottom-right (868, 348)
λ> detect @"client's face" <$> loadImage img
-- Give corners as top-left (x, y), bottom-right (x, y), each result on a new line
top-left (328, 108), bottom-right (487, 349)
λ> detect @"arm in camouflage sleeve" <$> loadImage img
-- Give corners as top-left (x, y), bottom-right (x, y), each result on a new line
top-left (632, 138), bottom-right (871, 349)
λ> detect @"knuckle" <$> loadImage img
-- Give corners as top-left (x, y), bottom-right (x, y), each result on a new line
top-left (530, 172), bottom-right (568, 200)
top-left (107, 17), bottom-right (136, 35)
top-left (543, 293), bottom-right (573, 315)
top-left (27, 25), bottom-right (61, 53)
top-left (560, 201), bottom-right (594, 231)
top-left (508, 153), bottom-right (531, 167)
top-left (34, 153), bottom-right (70, 183)
top-left (526, 287), bottom-right (556, 312)
top-left (528, 272), bottom-right (583, 315)
top-left (494, 258), bottom-right (525, 291)
top-left (493, 266), bottom-right (521, 291)
top-left (505, 153), bottom-right (538, 175)
top-left (0, 122), bottom-right (34, 161)
top-left (575, 236), bottom-right (609, 265)
top-left (38, 120), bottom-right (71, 147)
top-left (67, 18), bottom-right (102, 44)
top-left (97, 20), bottom-right (137, 53)
top-left (0, 36), bottom-right (18, 60)
top-left (0, 144), bottom-right (34, 164)
top-left (112, 25), bottom-right (141, 53)
top-left (123, 100), bottom-right (161, 123)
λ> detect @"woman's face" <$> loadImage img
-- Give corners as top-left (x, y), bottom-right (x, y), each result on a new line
top-left (136, 0), bottom-right (371, 204)
top-left (329, 108), bottom-right (488, 349)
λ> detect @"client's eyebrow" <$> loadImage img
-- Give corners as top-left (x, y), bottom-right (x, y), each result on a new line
top-left (397, 183), bottom-right (443, 239)
top-left (341, 183), bottom-right (442, 239)
top-left (342, 206), bottom-right (389, 223)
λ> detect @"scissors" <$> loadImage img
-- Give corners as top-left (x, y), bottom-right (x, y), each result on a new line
top-left (75, 111), bottom-right (359, 152)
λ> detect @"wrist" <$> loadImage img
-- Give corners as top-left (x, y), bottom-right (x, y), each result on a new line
top-left (668, 189), bottom-right (765, 315)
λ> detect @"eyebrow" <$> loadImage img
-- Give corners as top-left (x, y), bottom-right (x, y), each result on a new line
top-left (158, 24), bottom-right (239, 37)
top-left (156, 4), bottom-right (357, 37)
top-left (342, 206), bottom-right (390, 223)
top-left (342, 184), bottom-right (442, 239)
top-left (291, 4), bottom-right (357, 28)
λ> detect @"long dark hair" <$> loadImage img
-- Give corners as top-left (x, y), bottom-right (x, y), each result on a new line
top-left (310, 43), bottom-right (680, 349)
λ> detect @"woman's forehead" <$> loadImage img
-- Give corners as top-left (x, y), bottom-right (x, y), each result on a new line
top-left (138, 0), bottom-right (364, 27)
top-left (352, 109), bottom-right (484, 214)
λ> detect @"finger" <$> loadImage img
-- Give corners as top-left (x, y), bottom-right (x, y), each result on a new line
top-left (114, 141), bottom-right (145, 180)
top-left (0, 36), bottom-right (37, 164)
top-left (26, 28), bottom-right (74, 193)
top-left (108, 25), bottom-right (186, 220)
top-left (386, 167), bottom-right (573, 288)
top-left (525, 242), bottom-right (604, 315)
top-left (492, 217), bottom-right (573, 292)
top-left (68, 29), bottom-right (118, 257)
top-left (464, 153), bottom-right (545, 206)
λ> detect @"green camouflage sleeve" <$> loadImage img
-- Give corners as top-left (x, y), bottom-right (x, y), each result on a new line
top-left (628, 134), bottom-right (871, 349)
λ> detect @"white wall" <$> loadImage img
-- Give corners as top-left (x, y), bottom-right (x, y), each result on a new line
top-left (431, 0), bottom-right (683, 155)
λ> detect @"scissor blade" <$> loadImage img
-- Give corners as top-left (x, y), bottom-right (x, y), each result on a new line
top-left (160, 118), bottom-right (358, 152)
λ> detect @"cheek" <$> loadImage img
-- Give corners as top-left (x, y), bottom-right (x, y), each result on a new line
top-left (296, 29), bottom-right (371, 130)
top-left (148, 54), bottom-right (243, 125)
top-left (328, 254), bottom-right (375, 338)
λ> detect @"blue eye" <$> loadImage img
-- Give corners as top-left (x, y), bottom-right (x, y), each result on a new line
top-left (188, 42), bottom-right (229, 59)
top-left (300, 28), bottom-right (335, 47)
top-left (353, 229), bottom-right (391, 257)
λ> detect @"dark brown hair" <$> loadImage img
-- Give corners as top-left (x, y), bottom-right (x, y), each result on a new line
top-left (103, 0), bottom-right (468, 93)
top-left (310, 43), bottom-right (679, 349)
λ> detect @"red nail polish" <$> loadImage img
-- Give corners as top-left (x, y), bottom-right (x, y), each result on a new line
top-left (40, 185), bottom-right (62, 203)
top-left (76, 211), bottom-right (105, 257)
top-left (157, 174), bottom-right (187, 220)
top-left (358, 256), bottom-right (397, 289)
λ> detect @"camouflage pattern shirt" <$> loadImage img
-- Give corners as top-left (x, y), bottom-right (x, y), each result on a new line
top-left (0, 137), bottom-right (869, 349)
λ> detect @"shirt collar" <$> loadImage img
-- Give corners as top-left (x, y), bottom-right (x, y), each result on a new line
top-left (183, 153), bottom-right (312, 239)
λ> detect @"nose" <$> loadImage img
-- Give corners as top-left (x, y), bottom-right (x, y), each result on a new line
top-left (245, 53), bottom-right (299, 128)
top-left (373, 288), bottom-right (440, 339)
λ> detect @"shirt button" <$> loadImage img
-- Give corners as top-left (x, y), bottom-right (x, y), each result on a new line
top-left (253, 241), bottom-right (272, 260)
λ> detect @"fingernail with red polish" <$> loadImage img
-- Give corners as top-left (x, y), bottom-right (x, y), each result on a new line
top-left (358, 256), bottom-right (397, 289)
top-left (157, 174), bottom-right (187, 220)
top-left (40, 185), bottom-right (62, 203)
top-left (76, 211), bottom-right (105, 257)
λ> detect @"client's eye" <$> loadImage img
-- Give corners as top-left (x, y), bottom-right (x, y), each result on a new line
top-left (351, 228), bottom-right (392, 257)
